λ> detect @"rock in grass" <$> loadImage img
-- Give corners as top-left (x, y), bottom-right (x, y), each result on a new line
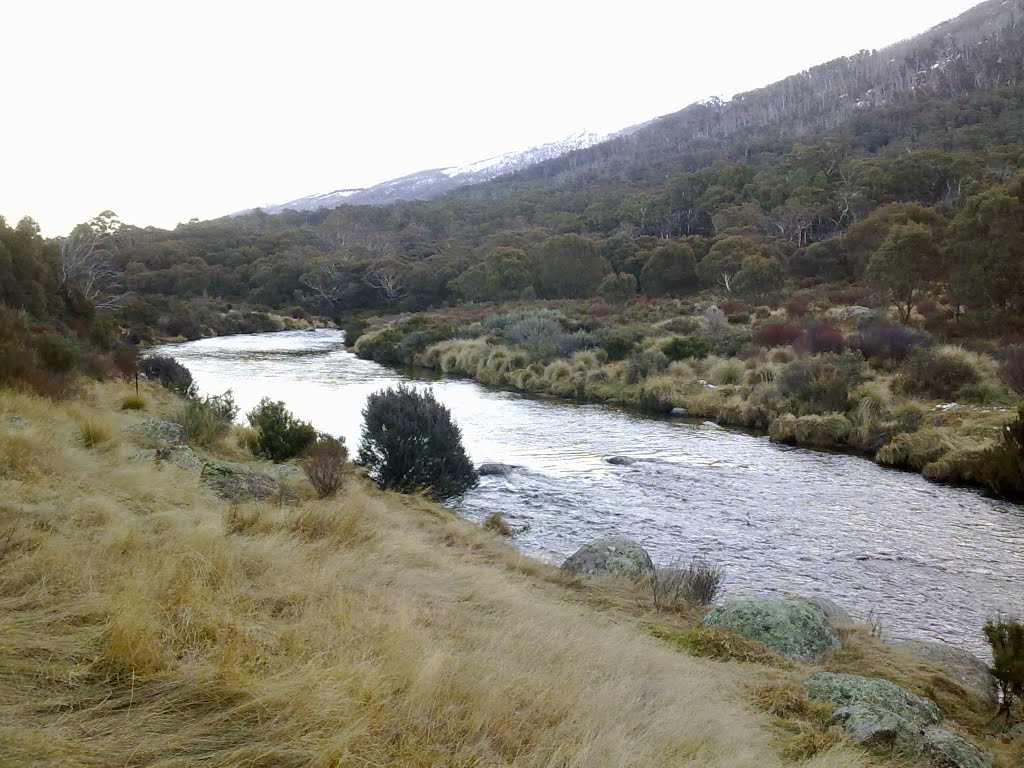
top-left (803, 672), bottom-right (942, 727)
top-left (889, 639), bottom-right (998, 707)
top-left (922, 727), bottom-right (993, 768)
top-left (702, 598), bottom-right (841, 659)
top-left (828, 703), bottom-right (925, 753)
top-left (560, 538), bottom-right (654, 581)
top-left (128, 417), bottom-right (186, 447)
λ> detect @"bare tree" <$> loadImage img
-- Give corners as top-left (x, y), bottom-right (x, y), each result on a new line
top-left (58, 225), bottom-right (125, 310)
top-left (365, 266), bottom-right (407, 309)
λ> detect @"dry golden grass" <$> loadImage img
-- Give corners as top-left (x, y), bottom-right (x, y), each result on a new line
top-left (0, 381), bottom-right (879, 768)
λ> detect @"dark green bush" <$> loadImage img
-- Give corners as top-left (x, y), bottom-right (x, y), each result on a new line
top-left (358, 384), bottom-right (477, 501)
top-left (246, 397), bottom-right (317, 462)
top-left (898, 348), bottom-right (981, 401)
top-left (778, 351), bottom-right (865, 415)
top-left (662, 335), bottom-right (711, 361)
top-left (976, 406), bottom-right (1024, 500)
top-left (983, 614), bottom-right (1024, 718)
top-left (594, 326), bottom-right (644, 361)
top-left (140, 355), bottom-right (197, 398)
top-left (625, 349), bottom-right (670, 383)
top-left (358, 317), bottom-right (456, 365)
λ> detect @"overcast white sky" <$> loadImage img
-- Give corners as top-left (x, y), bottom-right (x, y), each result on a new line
top-left (1, 0), bottom-right (983, 235)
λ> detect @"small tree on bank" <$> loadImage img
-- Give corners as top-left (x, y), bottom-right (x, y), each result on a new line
top-left (358, 384), bottom-right (477, 501)
top-left (246, 398), bottom-right (317, 462)
top-left (983, 615), bottom-right (1024, 720)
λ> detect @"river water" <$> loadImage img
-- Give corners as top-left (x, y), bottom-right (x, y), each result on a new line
top-left (155, 330), bottom-right (1024, 656)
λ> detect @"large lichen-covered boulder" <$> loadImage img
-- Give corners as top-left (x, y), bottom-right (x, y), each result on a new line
top-left (560, 538), bottom-right (654, 581)
top-left (922, 727), bottom-right (993, 768)
top-left (890, 640), bottom-right (998, 707)
top-left (803, 672), bottom-right (942, 727)
top-left (127, 417), bottom-right (186, 447)
top-left (200, 460), bottom-right (297, 503)
top-left (828, 703), bottom-right (925, 753)
top-left (701, 598), bottom-right (841, 659)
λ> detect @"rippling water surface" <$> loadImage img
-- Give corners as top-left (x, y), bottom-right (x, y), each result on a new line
top-left (156, 330), bottom-right (1024, 655)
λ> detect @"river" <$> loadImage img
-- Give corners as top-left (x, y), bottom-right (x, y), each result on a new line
top-left (155, 329), bottom-right (1024, 656)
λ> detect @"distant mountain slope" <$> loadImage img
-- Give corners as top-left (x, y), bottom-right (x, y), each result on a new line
top-left (242, 129), bottom-right (643, 215)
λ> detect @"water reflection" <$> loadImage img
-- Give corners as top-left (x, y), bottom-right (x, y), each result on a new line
top-left (156, 330), bottom-right (1024, 656)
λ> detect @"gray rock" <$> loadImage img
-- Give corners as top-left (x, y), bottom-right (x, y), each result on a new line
top-left (560, 538), bottom-right (655, 582)
top-left (199, 460), bottom-right (298, 503)
top-left (922, 727), bottom-right (993, 768)
top-left (5, 415), bottom-right (28, 428)
top-left (478, 462), bottom-right (517, 476)
top-left (702, 598), bottom-right (841, 659)
top-left (803, 672), bottom-right (942, 727)
top-left (130, 445), bottom-right (202, 471)
top-left (127, 417), bottom-right (185, 447)
top-left (604, 456), bottom-right (639, 466)
top-left (259, 462), bottom-right (306, 484)
top-left (834, 305), bottom-right (875, 322)
top-left (670, 407), bottom-right (689, 417)
top-left (805, 596), bottom-right (854, 626)
top-left (890, 640), bottom-right (998, 707)
top-left (829, 703), bottom-right (925, 753)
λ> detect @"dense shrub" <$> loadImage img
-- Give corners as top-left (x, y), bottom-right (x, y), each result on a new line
top-left (975, 406), bottom-right (1024, 500)
top-left (246, 397), bottom-right (317, 462)
top-left (558, 330), bottom-right (597, 356)
top-left (1000, 346), bottom-right (1024, 396)
top-left (852, 321), bottom-right (931, 363)
top-left (778, 351), bottom-right (865, 414)
top-left (505, 315), bottom-right (564, 360)
top-left (983, 614), bottom-right (1024, 718)
top-left (662, 335), bottom-right (711, 361)
top-left (112, 346), bottom-right (139, 380)
top-left (356, 317), bottom-right (455, 365)
top-left (785, 297), bottom-right (811, 317)
top-left (140, 355), bottom-right (197, 398)
top-left (898, 348), bottom-right (982, 401)
top-left (625, 349), bottom-right (669, 383)
top-left (799, 323), bottom-right (846, 355)
top-left (300, 434), bottom-right (349, 498)
top-left (358, 384), bottom-right (477, 500)
top-left (594, 326), bottom-right (644, 361)
top-left (176, 391), bottom-right (238, 448)
top-left (754, 321), bottom-right (803, 348)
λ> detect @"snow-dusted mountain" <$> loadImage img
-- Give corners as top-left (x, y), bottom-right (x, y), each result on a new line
top-left (239, 129), bottom-right (637, 215)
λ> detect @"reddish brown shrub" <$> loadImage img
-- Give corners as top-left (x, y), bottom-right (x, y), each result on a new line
top-left (112, 347), bottom-right (138, 380)
top-left (754, 321), bottom-right (804, 348)
top-left (719, 299), bottom-right (749, 315)
top-left (785, 297), bottom-right (811, 318)
top-left (1001, 346), bottom-right (1024, 396)
top-left (300, 436), bottom-right (349, 498)
top-left (799, 323), bottom-right (846, 355)
top-left (853, 321), bottom-right (932, 363)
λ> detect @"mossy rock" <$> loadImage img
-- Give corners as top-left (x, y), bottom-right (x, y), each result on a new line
top-left (922, 727), bottom-right (993, 768)
top-left (890, 639), bottom-right (998, 707)
top-left (560, 538), bottom-right (654, 582)
top-left (829, 703), bottom-right (925, 754)
top-left (127, 417), bottom-right (186, 447)
top-left (803, 672), bottom-right (942, 727)
top-left (702, 598), bottom-right (841, 659)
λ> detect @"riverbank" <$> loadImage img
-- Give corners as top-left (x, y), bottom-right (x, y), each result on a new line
top-left (348, 302), bottom-right (1023, 502)
top-left (2, 379), bottom-right (1018, 766)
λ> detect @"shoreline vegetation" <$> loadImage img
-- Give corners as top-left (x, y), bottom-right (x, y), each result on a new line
top-left (1, 378), bottom-right (1020, 766)
top-left (347, 298), bottom-right (1024, 503)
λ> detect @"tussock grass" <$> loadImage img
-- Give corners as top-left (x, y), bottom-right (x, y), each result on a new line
top-left (119, 393), bottom-right (147, 410)
top-left (76, 417), bottom-right (115, 449)
top-left (0, 382), bottom-right (876, 768)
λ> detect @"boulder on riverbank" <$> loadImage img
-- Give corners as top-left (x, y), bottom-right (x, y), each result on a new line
top-left (805, 672), bottom-right (992, 767)
top-left (478, 462), bottom-right (518, 476)
top-left (127, 417), bottom-right (186, 447)
top-left (131, 446), bottom-right (298, 503)
top-left (702, 597), bottom-right (841, 659)
top-left (560, 538), bottom-right (655, 582)
top-left (889, 639), bottom-right (998, 707)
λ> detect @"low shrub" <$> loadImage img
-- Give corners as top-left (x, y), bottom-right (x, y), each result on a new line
top-left (727, 312), bottom-right (751, 325)
top-left (112, 347), bottom-right (139, 380)
top-left (300, 434), bottom-right (349, 498)
top-left (799, 323), bottom-right (846, 355)
top-left (558, 330), bottom-right (597, 356)
top-left (983, 614), bottom-right (1024, 719)
top-left (785, 297), bottom-right (811, 317)
top-left (974, 406), bottom-right (1024, 500)
top-left (898, 347), bottom-right (983, 401)
top-left (482, 512), bottom-right (514, 537)
top-left (852, 321), bottom-right (931, 364)
top-left (594, 326), bottom-right (644, 361)
top-left (505, 316), bottom-right (564, 360)
top-left (176, 391), bottom-right (238, 448)
top-left (140, 355), bottom-right (197, 398)
top-left (754, 321), bottom-right (803, 348)
top-left (246, 398), bottom-right (317, 462)
top-left (651, 556), bottom-right (726, 611)
top-left (999, 346), bottom-right (1024, 396)
top-left (777, 351), bottom-right (865, 415)
top-left (625, 349), bottom-right (669, 384)
top-left (661, 316), bottom-right (702, 335)
top-left (662, 335), bottom-right (711, 361)
top-left (358, 384), bottom-right (478, 500)
top-left (356, 317), bottom-right (455, 365)
top-left (769, 414), bottom-right (852, 447)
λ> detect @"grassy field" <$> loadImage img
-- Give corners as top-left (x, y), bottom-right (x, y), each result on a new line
top-left (0, 380), bottom-right (1018, 767)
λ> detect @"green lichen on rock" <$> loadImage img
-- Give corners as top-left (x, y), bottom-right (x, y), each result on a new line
top-left (803, 672), bottom-right (942, 726)
top-left (922, 727), bottom-right (993, 768)
top-left (701, 598), bottom-right (841, 659)
top-left (828, 703), bottom-right (925, 753)
top-left (560, 538), bottom-right (654, 581)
